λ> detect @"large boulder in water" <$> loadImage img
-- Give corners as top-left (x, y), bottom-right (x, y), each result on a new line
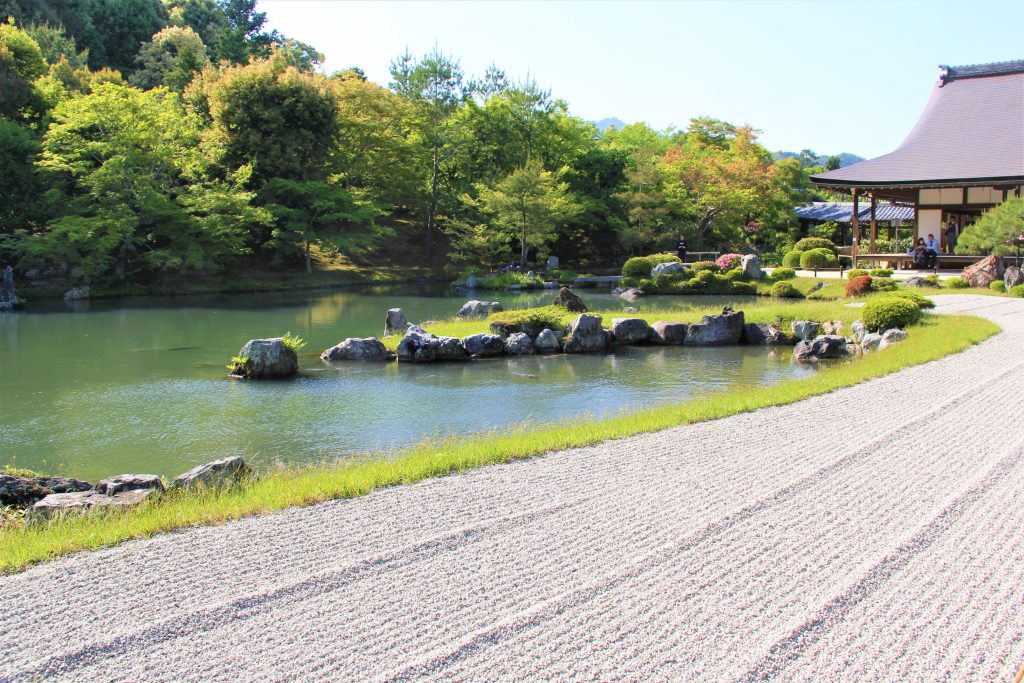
top-left (235, 338), bottom-right (298, 378)
top-left (649, 321), bottom-right (688, 345)
top-left (397, 326), bottom-right (469, 362)
top-left (563, 314), bottom-right (609, 354)
top-left (384, 308), bottom-right (408, 337)
top-left (552, 287), bottom-right (587, 312)
top-left (793, 335), bottom-right (849, 361)
top-left (321, 337), bottom-right (392, 362)
top-left (461, 333), bottom-right (505, 357)
top-left (0, 474), bottom-right (93, 508)
top-left (684, 308), bottom-right (744, 346)
top-left (611, 318), bottom-right (652, 345)
top-left (457, 300), bottom-right (503, 318)
top-left (504, 332), bottom-right (535, 355)
top-left (618, 287), bottom-right (643, 303)
top-left (534, 328), bottom-right (561, 352)
top-left (962, 254), bottom-right (1002, 288)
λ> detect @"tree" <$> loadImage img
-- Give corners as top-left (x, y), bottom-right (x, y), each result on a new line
top-left (215, 0), bottom-right (276, 64)
top-left (390, 47), bottom-right (467, 258)
top-left (131, 26), bottom-right (208, 91)
top-left (0, 118), bottom-right (43, 239)
top-left (272, 37), bottom-right (323, 73)
top-left (87, 0), bottom-right (167, 74)
top-left (190, 51), bottom-right (338, 186)
top-left (24, 21), bottom-right (88, 68)
top-left (470, 159), bottom-right (582, 266)
top-left (0, 21), bottom-right (47, 121)
top-left (956, 196), bottom-right (1024, 256)
top-left (825, 155), bottom-right (841, 171)
top-left (263, 178), bottom-right (382, 273)
top-left (166, 0), bottom-right (226, 51)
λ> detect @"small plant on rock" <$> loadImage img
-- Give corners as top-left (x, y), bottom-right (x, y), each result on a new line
top-left (227, 355), bottom-right (250, 375)
top-left (281, 332), bottom-right (307, 351)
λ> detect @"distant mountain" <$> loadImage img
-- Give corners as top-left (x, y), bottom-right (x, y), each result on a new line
top-left (772, 151), bottom-right (866, 168)
top-left (594, 117), bottom-right (627, 133)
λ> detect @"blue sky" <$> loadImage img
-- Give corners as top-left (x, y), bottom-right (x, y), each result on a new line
top-left (260, 0), bottom-right (1023, 159)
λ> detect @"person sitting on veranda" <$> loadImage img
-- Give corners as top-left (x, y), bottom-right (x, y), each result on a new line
top-left (924, 233), bottom-right (940, 268)
top-left (908, 238), bottom-right (927, 268)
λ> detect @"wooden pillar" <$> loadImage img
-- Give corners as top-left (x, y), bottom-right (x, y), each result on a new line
top-left (869, 194), bottom-right (878, 252)
top-left (851, 189), bottom-right (860, 268)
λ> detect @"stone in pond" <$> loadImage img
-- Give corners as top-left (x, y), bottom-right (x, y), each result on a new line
top-left (504, 332), bottom-right (535, 355)
top-left (384, 308), bottom-right (408, 337)
top-left (611, 318), bottom-right (652, 345)
top-left (461, 333), bottom-right (505, 357)
top-left (618, 287), bottom-right (643, 303)
top-left (456, 300), bottom-right (503, 318)
top-left (563, 314), bottom-right (608, 354)
top-left (321, 337), bottom-right (392, 362)
top-left (744, 323), bottom-right (790, 345)
top-left (552, 287), bottom-right (587, 312)
top-left (684, 308), bottom-right (744, 346)
top-left (172, 456), bottom-right (254, 490)
top-left (533, 328), bottom-right (561, 352)
top-left (235, 338), bottom-right (298, 379)
top-left (649, 321), bottom-right (688, 345)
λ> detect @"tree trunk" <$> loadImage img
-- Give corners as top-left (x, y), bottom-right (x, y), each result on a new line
top-left (305, 238), bottom-right (312, 274)
top-left (426, 144), bottom-right (440, 259)
top-left (520, 201), bottom-right (529, 266)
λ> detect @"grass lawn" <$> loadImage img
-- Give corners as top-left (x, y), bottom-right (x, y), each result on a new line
top-left (0, 298), bottom-right (1000, 573)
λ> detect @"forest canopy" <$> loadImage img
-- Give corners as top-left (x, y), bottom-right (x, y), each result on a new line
top-left (1, 0), bottom-right (825, 287)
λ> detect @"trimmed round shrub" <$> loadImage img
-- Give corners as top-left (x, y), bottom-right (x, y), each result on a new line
top-left (695, 269), bottom-right (718, 283)
top-left (846, 268), bottom-right (869, 279)
top-left (622, 256), bottom-right (653, 279)
top-left (689, 260), bottom-right (718, 274)
top-left (770, 267), bottom-right (796, 280)
top-left (648, 253), bottom-right (682, 266)
top-left (871, 276), bottom-right (897, 292)
top-left (863, 296), bottom-right (923, 330)
top-left (1010, 284), bottom-right (1024, 298)
top-left (845, 275), bottom-right (873, 297)
top-left (869, 268), bottom-right (893, 277)
top-left (800, 248), bottom-right (839, 270)
top-left (886, 289), bottom-right (936, 309)
top-left (770, 281), bottom-right (804, 298)
top-left (794, 237), bottom-right (838, 254)
top-left (731, 281), bottom-right (758, 295)
top-left (945, 276), bottom-right (970, 289)
top-left (990, 280), bottom-right (1006, 292)
top-left (725, 268), bottom-right (748, 282)
top-left (782, 250), bottom-right (803, 268)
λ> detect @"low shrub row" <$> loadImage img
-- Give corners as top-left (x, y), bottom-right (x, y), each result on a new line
top-left (863, 296), bottom-right (923, 330)
top-left (639, 269), bottom-right (758, 295)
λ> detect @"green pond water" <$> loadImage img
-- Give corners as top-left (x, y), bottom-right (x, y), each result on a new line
top-left (0, 286), bottom-right (816, 480)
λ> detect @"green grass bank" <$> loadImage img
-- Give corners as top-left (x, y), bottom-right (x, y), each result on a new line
top-left (0, 305), bottom-right (999, 574)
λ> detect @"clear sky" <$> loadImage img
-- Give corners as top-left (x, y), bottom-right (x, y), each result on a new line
top-left (260, 0), bottom-right (1023, 159)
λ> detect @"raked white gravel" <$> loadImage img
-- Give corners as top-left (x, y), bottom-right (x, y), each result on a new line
top-left (1, 294), bottom-right (1022, 682)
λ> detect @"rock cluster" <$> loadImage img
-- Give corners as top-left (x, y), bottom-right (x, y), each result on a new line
top-left (461, 333), bottom-right (505, 357)
top-left (552, 287), bottom-right (587, 312)
top-left (7, 456), bottom-right (254, 520)
top-left (794, 335), bottom-right (850, 361)
top-left (397, 326), bottom-right (469, 363)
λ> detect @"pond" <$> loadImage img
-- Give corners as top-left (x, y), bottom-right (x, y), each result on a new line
top-left (0, 286), bottom-right (815, 480)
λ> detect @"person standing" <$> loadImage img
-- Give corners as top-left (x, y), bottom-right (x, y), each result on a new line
top-left (944, 219), bottom-right (958, 254)
top-left (924, 233), bottom-right (940, 268)
top-left (676, 233), bottom-right (688, 262)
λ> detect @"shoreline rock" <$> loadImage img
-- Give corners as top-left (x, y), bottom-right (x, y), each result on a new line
top-left (321, 337), bottom-right (393, 362)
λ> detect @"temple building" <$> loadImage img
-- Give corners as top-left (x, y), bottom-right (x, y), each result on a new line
top-left (810, 60), bottom-right (1024, 262)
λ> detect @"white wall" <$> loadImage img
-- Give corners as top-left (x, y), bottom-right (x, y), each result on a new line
top-left (918, 208), bottom-right (943, 240)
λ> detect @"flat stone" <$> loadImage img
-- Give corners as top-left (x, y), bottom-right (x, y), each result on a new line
top-left (30, 489), bottom-right (156, 520)
top-left (96, 474), bottom-right (164, 496)
top-left (0, 474), bottom-right (93, 508)
top-left (791, 320), bottom-right (821, 341)
top-left (172, 456), bottom-right (254, 490)
top-left (321, 337), bottom-right (392, 362)
top-left (649, 321), bottom-right (688, 345)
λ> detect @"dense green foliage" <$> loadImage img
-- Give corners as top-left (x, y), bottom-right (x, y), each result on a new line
top-left (956, 196), bottom-right (1024, 256)
top-left (863, 296), bottom-right (923, 330)
top-left (799, 248), bottom-right (838, 270)
top-left (486, 305), bottom-right (569, 331)
top-left (1011, 284), bottom-right (1024, 298)
top-left (990, 280), bottom-right (1006, 292)
top-left (945, 277), bottom-right (970, 289)
top-left (769, 280), bottom-right (803, 298)
top-left (0, 9), bottom-right (821, 290)
top-left (793, 236), bottom-right (838, 254)
top-left (885, 289), bottom-right (935, 310)
top-left (782, 251), bottom-right (802, 267)
top-left (768, 266), bottom-right (796, 280)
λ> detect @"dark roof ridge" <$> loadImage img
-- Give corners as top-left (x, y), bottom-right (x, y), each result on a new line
top-left (939, 59), bottom-right (1024, 85)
